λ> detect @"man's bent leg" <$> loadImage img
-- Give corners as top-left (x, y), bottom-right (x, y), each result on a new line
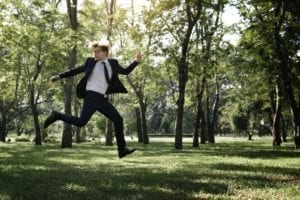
top-left (48, 92), bottom-right (98, 128)
top-left (57, 99), bottom-right (97, 127)
top-left (98, 99), bottom-right (126, 149)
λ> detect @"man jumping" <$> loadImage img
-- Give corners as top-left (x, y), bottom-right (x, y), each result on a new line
top-left (44, 41), bottom-right (141, 158)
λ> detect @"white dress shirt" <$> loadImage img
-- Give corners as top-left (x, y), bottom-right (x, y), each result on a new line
top-left (86, 59), bottom-right (112, 95)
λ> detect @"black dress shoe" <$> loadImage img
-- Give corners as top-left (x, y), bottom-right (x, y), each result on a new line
top-left (118, 148), bottom-right (136, 159)
top-left (44, 111), bottom-right (57, 129)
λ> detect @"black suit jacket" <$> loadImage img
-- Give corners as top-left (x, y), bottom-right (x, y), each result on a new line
top-left (59, 57), bottom-right (139, 98)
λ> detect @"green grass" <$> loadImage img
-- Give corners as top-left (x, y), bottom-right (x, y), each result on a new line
top-left (0, 137), bottom-right (299, 200)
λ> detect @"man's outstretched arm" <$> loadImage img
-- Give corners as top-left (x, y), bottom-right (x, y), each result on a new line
top-left (49, 58), bottom-right (90, 82)
top-left (117, 52), bottom-right (142, 75)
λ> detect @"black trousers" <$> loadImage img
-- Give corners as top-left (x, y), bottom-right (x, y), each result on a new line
top-left (56, 91), bottom-right (126, 150)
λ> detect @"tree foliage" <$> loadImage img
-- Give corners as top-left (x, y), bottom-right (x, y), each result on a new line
top-left (0, 0), bottom-right (299, 148)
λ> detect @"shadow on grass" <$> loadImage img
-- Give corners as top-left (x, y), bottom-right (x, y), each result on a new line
top-left (0, 142), bottom-right (229, 200)
top-left (0, 160), bottom-right (227, 199)
top-left (1, 141), bottom-right (299, 200)
top-left (0, 170), bottom-right (229, 200)
top-left (139, 141), bottom-right (300, 160)
top-left (211, 162), bottom-right (300, 178)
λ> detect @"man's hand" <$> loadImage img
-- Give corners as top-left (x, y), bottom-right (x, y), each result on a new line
top-left (50, 75), bottom-right (60, 82)
top-left (135, 52), bottom-right (142, 63)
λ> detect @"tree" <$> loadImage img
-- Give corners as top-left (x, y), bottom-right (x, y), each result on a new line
top-left (145, 0), bottom-right (202, 149)
top-left (61, 0), bottom-right (79, 148)
top-left (0, 0), bottom-right (64, 144)
top-left (191, 0), bottom-right (224, 146)
top-left (237, 0), bottom-right (300, 146)
top-left (114, 1), bottom-right (157, 144)
top-left (272, 0), bottom-right (300, 143)
top-left (104, 0), bottom-right (116, 146)
top-left (173, 0), bottom-right (202, 149)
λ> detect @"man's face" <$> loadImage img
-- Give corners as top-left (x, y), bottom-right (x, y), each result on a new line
top-left (93, 47), bottom-right (106, 60)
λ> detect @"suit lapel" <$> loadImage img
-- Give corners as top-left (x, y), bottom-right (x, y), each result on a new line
top-left (108, 59), bottom-right (117, 76)
top-left (86, 58), bottom-right (97, 75)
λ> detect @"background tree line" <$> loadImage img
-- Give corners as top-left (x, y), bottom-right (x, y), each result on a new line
top-left (0, 0), bottom-right (299, 148)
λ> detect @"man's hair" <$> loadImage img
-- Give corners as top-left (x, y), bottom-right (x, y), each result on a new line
top-left (90, 41), bottom-right (109, 55)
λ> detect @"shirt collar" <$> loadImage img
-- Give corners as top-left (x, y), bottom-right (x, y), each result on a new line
top-left (94, 57), bottom-right (109, 62)
top-left (101, 58), bottom-right (108, 63)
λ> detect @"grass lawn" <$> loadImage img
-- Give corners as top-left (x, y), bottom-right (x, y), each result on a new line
top-left (0, 137), bottom-right (299, 200)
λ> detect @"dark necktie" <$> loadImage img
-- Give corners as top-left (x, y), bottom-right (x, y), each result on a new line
top-left (101, 62), bottom-right (111, 84)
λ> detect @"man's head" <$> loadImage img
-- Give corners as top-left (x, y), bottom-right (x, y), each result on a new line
top-left (90, 41), bottom-right (109, 61)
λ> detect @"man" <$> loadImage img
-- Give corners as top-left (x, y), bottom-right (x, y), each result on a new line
top-left (44, 41), bottom-right (141, 158)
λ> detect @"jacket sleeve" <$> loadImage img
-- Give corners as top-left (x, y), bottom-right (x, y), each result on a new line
top-left (114, 59), bottom-right (139, 75)
top-left (59, 58), bottom-right (89, 79)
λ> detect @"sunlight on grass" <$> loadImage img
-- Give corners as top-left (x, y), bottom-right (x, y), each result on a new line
top-left (64, 182), bottom-right (88, 192)
top-left (0, 137), bottom-right (299, 200)
top-left (0, 152), bottom-right (12, 158)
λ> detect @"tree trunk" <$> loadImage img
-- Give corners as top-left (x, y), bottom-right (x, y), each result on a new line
top-left (74, 98), bottom-right (81, 143)
top-left (267, 109), bottom-right (273, 136)
top-left (0, 99), bottom-right (6, 142)
top-left (175, 0), bottom-right (202, 150)
top-left (208, 76), bottom-right (220, 143)
top-left (206, 84), bottom-right (210, 142)
top-left (61, 47), bottom-right (75, 148)
top-left (105, 0), bottom-right (116, 41)
top-left (126, 76), bottom-right (149, 144)
top-left (281, 114), bottom-right (287, 142)
top-left (140, 102), bottom-right (149, 144)
top-left (294, 135), bottom-right (300, 149)
top-left (104, 0), bottom-right (114, 146)
top-left (0, 110), bottom-right (6, 142)
top-left (29, 86), bottom-right (42, 145)
top-left (193, 77), bottom-right (205, 147)
top-left (0, 121), bottom-right (6, 142)
top-left (175, 58), bottom-right (186, 149)
top-left (200, 109), bottom-right (206, 144)
top-left (29, 50), bottom-right (44, 145)
top-left (248, 132), bottom-right (253, 140)
top-left (105, 119), bottom-right (113, 146)
top-left (193, 102), bottom-right (200, 147)
top-left (62, 0), bottom-right (79, 148)
top-left (273, 0), bottom-right (300, 139)
top-left (16, 118), bottom-right (23, 136)
top-left (272, 83), bottom-right (282, 146)
top-left (269, 87), bottom-right (276, 137)
top-left (0, 81), bottom-right (20, 142)
top-left (207, 79), bottom-right (220, 143)
top-left (61, 78), bottom-right (73, 148)
top-left (104, 0), bottom-right (115, 146)
top-left (135, 107), bottom-right (143, 143)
